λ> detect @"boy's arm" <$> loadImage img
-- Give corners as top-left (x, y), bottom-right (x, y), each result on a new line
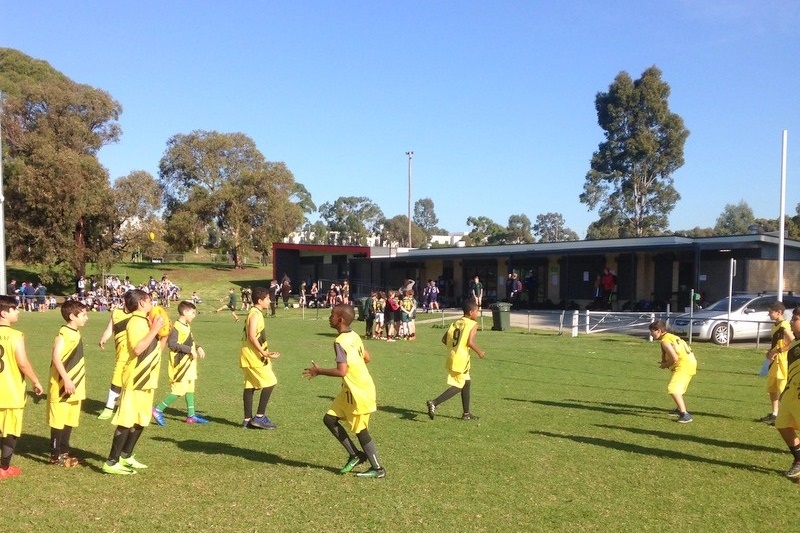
top-left (363, 347), bottom-right (371, 364)
top-left (441, 331), bottom-right (448, 345)
top-left (467, 326), bottom-right (486, 359)
top-left (303, 360), bottom-right (348, 379)
top-left (51, 334), bottom-right (75, 395)
top-left (132, 316), bottom-right (163, 356)
top-left (99, 316), bottom-right (114, 349)
top-left (659, 341), bottom-right (679, 367)
top-left (14, 336), bottom-right (43, 395)
top-left (166, 326), bottom-right (191, 354)
top-left (247, 313), bottom-right (278, 359)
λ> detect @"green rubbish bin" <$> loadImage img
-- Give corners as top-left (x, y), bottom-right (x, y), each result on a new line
top-left (490, 302), bottom-right (512, 331)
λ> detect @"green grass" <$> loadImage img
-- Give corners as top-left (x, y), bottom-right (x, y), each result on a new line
top-left (3, 308), bottom-right (796, 532)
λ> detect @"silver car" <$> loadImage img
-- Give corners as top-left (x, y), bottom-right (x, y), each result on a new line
top-left (671, 294), bottom-right (798, 344)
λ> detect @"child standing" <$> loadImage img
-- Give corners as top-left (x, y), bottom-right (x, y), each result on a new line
top-left (240, 286), bottom-right (280, 429)
top-left (363, 290), bottom-right (377, 339)
top-left (303, 304), bottom-right (385, 478)
top-left (759, 301), bottom-right (793, 424)
top-left (373, 292), bottom-right (386, 340)
top-left (97, 306), bottom-right (132, 420)
top-left (400, 289), bottom-right (417, 340)
top-left (0, 296), bottom-right (44, 479)
top-left (426, 300), bottom-right (486, 421)
top-left (774, 307), bottom-right (800, 478)
top-left (152, 301), bottom-right (207, 426)
top-left (649, 319), bottom-right (697, 423)
top-left (48, 300), bottom-right (89, 468)
top-left (103, 289), bottom-right (164, 474)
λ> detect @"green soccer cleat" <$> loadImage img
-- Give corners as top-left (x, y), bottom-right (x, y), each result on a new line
top-left (339, 453), bottom-right (368, 474)
top-left (102, 462), bottom-right (136, 475)
top-left (354, 467), bottom-right (386, 479)
top-left (120, 455), bottom-right (148, 469)
top-left (98, 408), bottom-right (114, 420)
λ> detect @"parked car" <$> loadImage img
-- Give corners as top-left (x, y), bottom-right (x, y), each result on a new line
top-left (671, 294), bottom-right (800, 344)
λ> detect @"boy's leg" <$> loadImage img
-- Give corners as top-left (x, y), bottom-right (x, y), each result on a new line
top-left (432, 386), bottom-right (461, 407)
top-left (156, 394), bottom-right (180, 413)
top-left (256, 386), bottom-right (274, 416)
top-left (243, 389), bottom-right (255, 421)
top-left (670, 393), bottom-right (687, 412)
top-left (323, 414), bottom-right (360, 457)
top-left (120, 424), bottom-right (145, 460)
top-left (460, 380), bottom-right (472, 414)
top-left (355, 428), bottom-right (382, 470)
top-left (60, 426), bottom-right (73, 456)
top-left (50, 427), bottom-right (63, 460)
top-left (1, 435), bottom-right (17, 469)
top-left (107, 426), bottom-right (131, 464)
top-left (778, 428), bottom-right (800, 477)
top-left (185, 392), bottom-right (196, 417)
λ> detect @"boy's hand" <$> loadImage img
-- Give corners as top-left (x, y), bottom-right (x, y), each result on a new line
top-left (260, 351), bottom-right (280, 362)
top-left (32, 381), bottom-right (44, 396)
top-left (302, 361), bottom-right (320, 379)
top-left (197, 346), bottom-right (206, 359)
top-left (149, 315), bottom-right (164, 333)
top-left (63, 378), bottom-right (75, 395)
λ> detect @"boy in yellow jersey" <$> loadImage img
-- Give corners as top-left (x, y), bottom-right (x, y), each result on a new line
top-left (649, 319), bottom-right (697, 423)
top-left (400, 289), bottom-right (417, 340)
top-left (48, 300), bottom-right (89, 468)
top-left (426, 300), bottom-right (486, 421)
top-left (759, 301), bottom-right (793, 425)
top-left (103, 289), bottom-right (164, 475)
top-left (775, 307), bottom-right (800, 478)
top-left (97, 305), bottom-right (132, 419)
top-left (152, 300), bottom-right (207, 425)
top-left (240, 286), bottom-right (280, 429)
top-left (0, 296), bottom-right (43, 479)
top-left (303, 304), bottom-right (385, 478)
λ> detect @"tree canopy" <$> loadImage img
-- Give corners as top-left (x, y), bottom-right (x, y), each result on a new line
top-left (318, 196), bottom-right (384, 245)
top-left (0, 47), bottom-right (122, 282)
top-left (580, 66), bottom-right (689, 238)
top-left (533, 213), bottom-right (579, 242)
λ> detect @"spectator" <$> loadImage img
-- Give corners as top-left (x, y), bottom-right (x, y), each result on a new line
top-left (281, 276), bottom-right (292, 309)
top-left (600, 267), bottom-right (617, 310)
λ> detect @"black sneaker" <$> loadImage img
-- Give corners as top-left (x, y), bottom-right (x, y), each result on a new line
top-left (758, 413), bottom-right (777, 425)
top-left (677, 412), bottom-right (693, 424)
top-left (461, 413), bottom-right (479, 421)
top-left (786, 461), bottom-right (800, 479)
top-left (426, 400), bottom-right (436, 420)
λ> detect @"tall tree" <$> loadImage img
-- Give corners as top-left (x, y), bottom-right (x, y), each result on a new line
top-left (533, 213), bottom-right (579, 242)
top-left (413, 198), bottom-right (441, 236)
top-left (112, 170), bottom-right (163, 257)
top-left (381, 215), bottom-right (427, 247)
top-left (0, 48), bottom-right (121, 282)
top-left (580, 66), bottom-right (689, 237)
top-left (158, 130), bottom-right (303, 267)
top-left (714, 201), bottom-right (755, 235)
top-left (318, 197), bottom-right (384, 245)
top-left (505, 214), bottom-right (535, 244)
top-left (465, 216), bottom-right (505, 246)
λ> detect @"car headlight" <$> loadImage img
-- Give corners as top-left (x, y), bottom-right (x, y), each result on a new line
top-left (692, 320), bottom-right (709, 326)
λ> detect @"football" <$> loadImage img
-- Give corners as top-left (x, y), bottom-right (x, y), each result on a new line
top-left (149, 305), bottom-right (172, 338)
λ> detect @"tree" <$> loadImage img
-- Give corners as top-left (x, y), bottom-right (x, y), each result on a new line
top-left (302, 220), bottom-right (329, 244)
top-left (580, 66), bottom-right (689, 237)
top-left (112, 170), bottom-right (163, 257)
top-left (158, 130), bottom-right (304, 267)
top-left (318, 197), bottom-right (384, 245)
top-left (714, 201), bottom-right (755, 235)
top-left (0, 48), bottom-right (122, 282)
top-left (381, 215), bottom-right (427, 247)
top-left (504, 214), bottom-right (535, 244)
top-left (533, 213), bottom-right (579, 243)
top-left (466, 216), bottom-right (505, 246)
top-left (413, 198), bottom-right (442, 236)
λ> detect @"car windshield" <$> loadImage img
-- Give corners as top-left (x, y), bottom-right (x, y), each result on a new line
top-left (704, 297), bottom-right (755, 312)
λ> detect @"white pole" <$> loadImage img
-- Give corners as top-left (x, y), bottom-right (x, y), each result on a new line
top-left (778, 130), bottom-right (788, 300)
top-left (406, 151), bottom-right (413, 248)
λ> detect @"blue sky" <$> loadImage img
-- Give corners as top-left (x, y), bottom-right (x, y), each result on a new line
top-left (3, 1), bottom-right (799, 238)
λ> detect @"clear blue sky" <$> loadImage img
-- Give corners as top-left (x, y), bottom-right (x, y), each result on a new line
top-left (3, 1), bottom-right (799, 238)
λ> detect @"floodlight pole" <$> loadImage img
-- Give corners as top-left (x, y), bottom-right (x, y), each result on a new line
top-left (778, 130), bottom-right (788, 300)
top-left (406, 151), bottom-right (413, 248)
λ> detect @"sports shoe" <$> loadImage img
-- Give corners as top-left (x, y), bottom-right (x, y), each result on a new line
top-left (98, 407), bottom-right (114, 420)
top-left (50, 453), bottom-right (79, 468)
top-left (102, 461), bottom-right (136, 475)
top-left (426, 400), bottom-right (436, 420)
top-left (0, 465), bottom-right (22, 478)
top-left (677, 412), bottom-right (693, 424)
top-left (461, 413), bottom-right (479, 421)
top-left (758, 413), bottom-right (777, 425)
top-left (354, 467), bottom-right (386, 479)
top-left (152, 408), bottom-right (166, 426)
top-left (339, 453), bottom-right (368, 474)
top-left (249, 414), bottom-right (277, 429)
top-left (120, 455), bottom-right (148, 469)
top-left (786, 461), bottom-right (800, 479)
top-left (186, 414), bottom-right (209, 424)
top-left (669, 408), bottom-right (681, 417)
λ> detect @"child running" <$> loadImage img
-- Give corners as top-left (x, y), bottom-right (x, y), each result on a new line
top-left (426, 300), bottom-right (486, 421)
top-left (0, 295), bottom-right (44, 479)
top-left (303, 304), bottom-right (385, 478)
top-left (153, 300), bottom-right (207, 426)
top-left (48, 300), bottom-right (89, 468)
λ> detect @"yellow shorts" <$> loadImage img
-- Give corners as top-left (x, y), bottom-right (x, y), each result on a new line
top-left (447, 371), bottom-right (470, 388)
top-left (170, 379), bottom-right (196, 397)
top-left (48, 399), bottom-right (82, 429)
top-left (111, 356), bottom-right (126, 388)
top-left (327, 406), bottom-right (371, 433)
top-left (767, 362), bottom-right (788, 394)
top-left (667, 369), bottom-right (694, 396)
top-left (113, 389), bottom-right (155, 428)
top-left (242, 364), bottom-right (277, 389)
top-left (776, 379), bottom-right (800, 430)
top-left (0, 407), bottom-right (23, 438)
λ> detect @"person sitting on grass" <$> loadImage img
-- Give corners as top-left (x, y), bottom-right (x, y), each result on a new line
top-left (303, 304), bottom-right (385, 478)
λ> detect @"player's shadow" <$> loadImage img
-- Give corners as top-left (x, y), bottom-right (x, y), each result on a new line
top-left (531, 430), bottom-right (777, 475)
top-left (595, 424), bottom-right (784, 454)
top-left (377, 403), bottom-right (425, 421)
top-left (81, 397), bottom-right (108, 417)
top-left (156, 407), bottom-right (244, 428)
top-left (151, 436), bottom-right (336, 472)
top-left (14, 433), bottom-right (107, 472)
top-left (507, 398), bottom-right (734, 420)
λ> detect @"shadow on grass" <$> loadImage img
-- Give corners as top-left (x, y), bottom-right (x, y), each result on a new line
top-left (506, 398), bottom-right (735, 420)
top-left (378, 403), bottom-right (427, 421)
top-left (491, 358), bottom-right (662, 383)
top-left (571, 399), bottom-right (737, 420)
top-left (595, 424), bottom-right (784, 454)
top-left (15, 433), bottom-right (107, 472)
top-left (531, 430), bottom-right (777, 475)
top-left (151, 436), bottom-right (336, 472)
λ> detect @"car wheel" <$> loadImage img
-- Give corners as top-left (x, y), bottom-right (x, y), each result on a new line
top-left (711, 323), bottom-right (730, 345)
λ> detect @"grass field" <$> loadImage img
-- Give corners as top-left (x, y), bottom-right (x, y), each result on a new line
top-left (3, 304), bottom-right (798, 532)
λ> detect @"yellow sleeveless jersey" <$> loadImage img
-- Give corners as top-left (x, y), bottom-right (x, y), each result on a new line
top-left (771, 319), bottom-right (791, 379)
top-left (111, 308), bottom-right (132, 361)
top-left (0, 325), bottom-right (27, 408)
top-left (335, 330), bottom-right (376, 415)
top-left (240, 307), bottom-right (268, 368)
top-left (445, 317), bottom-right (478, 374)
top-left (662, 332), bottom-right (697, 373)
top-left (122, 312), bottom-right (161, 390)
top-left (49, 325), bottom-right (86, 402)
top-left (168, 320), bottom-right (197, 383)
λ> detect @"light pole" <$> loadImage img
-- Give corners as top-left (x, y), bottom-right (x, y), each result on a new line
top-left (406, 150), bottom-right (413, 247)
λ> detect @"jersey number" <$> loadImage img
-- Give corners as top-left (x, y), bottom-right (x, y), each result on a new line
top-left (0, 344), bottom-right (4, 373)
top-left (451, 328), bottom-right (462, 348)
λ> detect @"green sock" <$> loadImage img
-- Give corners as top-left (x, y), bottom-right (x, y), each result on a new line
top-left (186, 393), bottom-right (196, 417)
top-left (157, 394), bottom-right (179, 412)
